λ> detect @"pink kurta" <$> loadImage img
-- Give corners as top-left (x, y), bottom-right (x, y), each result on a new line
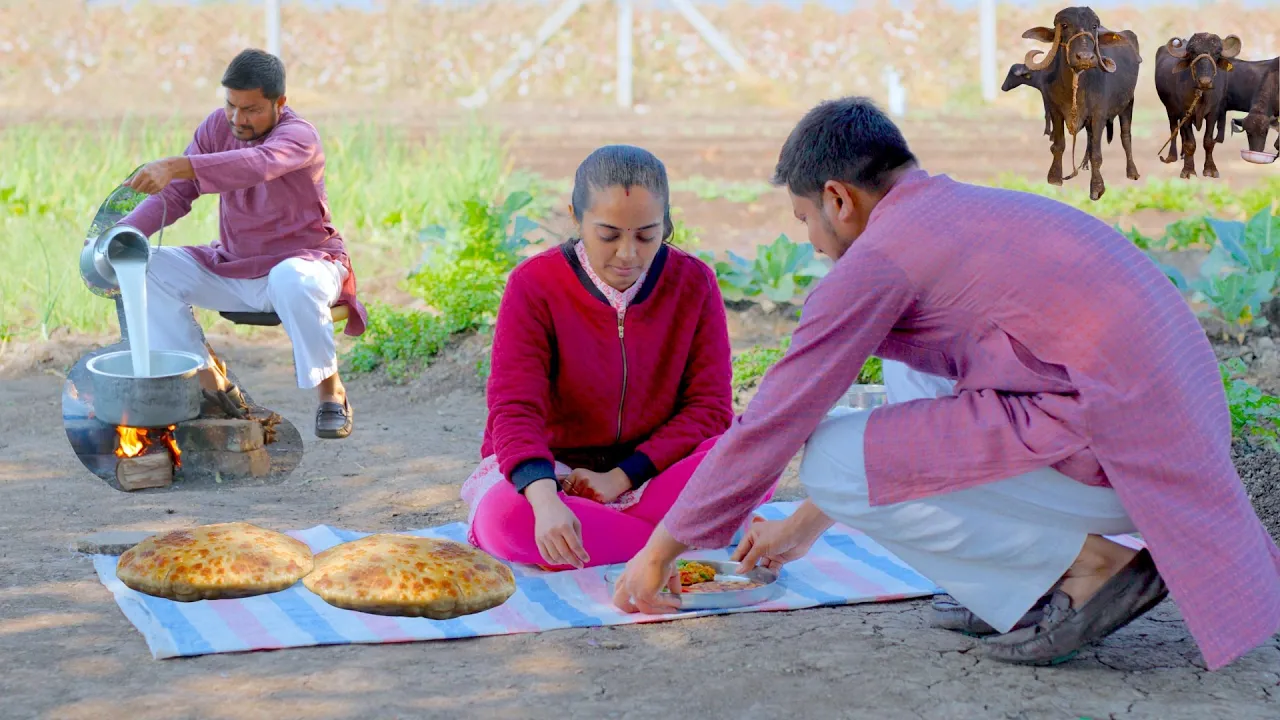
top-left (663, 169), bottom-right (1280, 670)
top-left (122, 107), bottom-right (367, 336)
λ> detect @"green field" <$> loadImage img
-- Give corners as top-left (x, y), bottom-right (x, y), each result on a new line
top-left (2, 119), bottom-right (1277, 342)
top-left (0, 118), bottom-right (547, 341)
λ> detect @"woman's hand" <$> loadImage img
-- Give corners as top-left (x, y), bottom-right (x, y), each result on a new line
top-left (612, 527), bottom-right (686, 615)
top-left (525, 479), bottom-right (590, 569)
top-left (563, 468), bottom-right (631, 504)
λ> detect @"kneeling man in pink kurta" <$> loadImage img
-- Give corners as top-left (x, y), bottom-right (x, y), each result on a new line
top-left (121, 49), bottom-right (366, 439)
top-left (611, 96), bottom-right (1280, 671)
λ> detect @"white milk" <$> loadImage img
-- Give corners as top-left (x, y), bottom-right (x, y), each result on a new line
top-left (113, 258), bottom-right (152, 378)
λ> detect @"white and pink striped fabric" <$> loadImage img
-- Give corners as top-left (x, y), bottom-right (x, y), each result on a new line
top-left (90, 502), bottom-right (951, 659)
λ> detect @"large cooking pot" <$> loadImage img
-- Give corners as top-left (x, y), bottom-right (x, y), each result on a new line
top-left (87, 350), bottom-right (204, 428)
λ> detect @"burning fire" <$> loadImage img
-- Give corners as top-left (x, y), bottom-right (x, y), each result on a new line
top-left (115, 425), bottom-right (182, 467)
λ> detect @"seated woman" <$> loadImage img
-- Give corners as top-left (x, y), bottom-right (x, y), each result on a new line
top-left (463, 145), bottom-right (771, 570)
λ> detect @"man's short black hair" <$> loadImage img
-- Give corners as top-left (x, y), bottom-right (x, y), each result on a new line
top-left (221, 49), bottom-right (286, 101)
top-left (772, 96), bottom-right (917, 198)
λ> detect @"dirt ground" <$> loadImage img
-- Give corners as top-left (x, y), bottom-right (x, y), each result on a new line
top-left (4, 110), bottom-right (1280, 719)
top-left (3, 331), bottom-right (1278, 720)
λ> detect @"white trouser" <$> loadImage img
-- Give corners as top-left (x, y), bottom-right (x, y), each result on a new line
top-left (144, 246), bottom-right (346, 389)
top-left (801, 360), bottom-right (1136, 633)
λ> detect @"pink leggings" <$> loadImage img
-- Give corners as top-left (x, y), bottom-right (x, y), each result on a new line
top-left (470, 437), bottom-right (776, 569)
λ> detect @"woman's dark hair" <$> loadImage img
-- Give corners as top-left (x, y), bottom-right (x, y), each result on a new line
top-left (772, 96), bottom-right (917, 198)
top-left (571, 145), bottom-right (674, 240)
top-left (222, 49), bottom-right (286, 101)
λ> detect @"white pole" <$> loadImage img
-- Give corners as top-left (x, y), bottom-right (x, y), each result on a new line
top-left (980, 0), bottom-right (997, 102)
top-left (669, 0), bottom-right (749, 73)
top-left (265, 0), bottom-right (281, 57)
top-left (460, 0), bottom-right (587, 107)
top-left (618, 0), bottom-right (634, 108)
top-left (885, 66), bottom-right (906, 117)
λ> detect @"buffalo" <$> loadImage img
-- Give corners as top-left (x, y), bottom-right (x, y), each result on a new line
top-left (1020, 7), bottom-right (1142, 200)
top-left (1155, 34), bottom-right (1241, 177)
top-left (1239, 65), bottom-right (1279, 157)
top-left (1002, 61), bottom-right (1113, 167)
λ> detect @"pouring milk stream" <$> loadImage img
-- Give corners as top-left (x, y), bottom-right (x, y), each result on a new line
top-left (82, 177), bottom-right (168, 379)
top-left (114, 257), bottom-right (151, 378)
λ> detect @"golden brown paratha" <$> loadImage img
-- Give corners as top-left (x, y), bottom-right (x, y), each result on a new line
top-left (303, 534), bottom-right (516, 618)
top-left (115, 522), bottom-right (313, 602)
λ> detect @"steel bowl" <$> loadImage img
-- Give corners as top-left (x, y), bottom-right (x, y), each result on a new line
top-left (86, 350), bottom-right (204, 428)
top-left (840, 383), bottom-right (888, 410)
top-left (604, 559), bottom-right (782, 611)
top-left (1241, 149), bottom-right (1278, 165)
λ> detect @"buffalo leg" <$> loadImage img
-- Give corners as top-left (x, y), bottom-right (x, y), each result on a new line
top-left (1121, 101), bottom-right (1139, 181)
top-left (1048, 112), bottom-right (1066, 186)
top-left (1081, 125), bottom-right (1093, 171)
top-left (1180, 119), bottom-right (1198, 179)
top-left (1089, 114), bottom-right (1106, 201)
top-left (1162, 107), bottom-right (1180, 164)
top-left (1203, 114), bottom-right (1220, 179)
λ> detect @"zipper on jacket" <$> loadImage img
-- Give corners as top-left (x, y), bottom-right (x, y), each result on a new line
top-left (616, 311), bottom-right (627, 443)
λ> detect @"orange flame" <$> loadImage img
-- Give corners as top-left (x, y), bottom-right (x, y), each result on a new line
top-left (115, 425), bottom-right (182, 467)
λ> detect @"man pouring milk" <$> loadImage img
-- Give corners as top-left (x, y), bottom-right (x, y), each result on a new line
top-left (119, 49), bottom-right (364, 440)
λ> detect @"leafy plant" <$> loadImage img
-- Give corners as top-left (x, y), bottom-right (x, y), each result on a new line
top-left (1163, 216), bottom-right (1212, 251)
top-left (1117, 224), bottom-right (1153, 250)
top-left (674, 176), bottom-right (773, 204)
top-left (1221, 358), bottom-right (1280, 450)
top-left (732, 334), bottom-right (881, 391)
top-left (1147, 205), bottom-right (1279, 339)
top-left (668, 208), bottom-right (701, 250)
top-left (700, 234), bottom-right (829, 308)
top-left (1195, 271), bottom-right (1277, 337)
top-left (1203, 204), bottom-right (1280, 278)
top-left (345, 191), bottom-right (539, 380)
top-left (343, 302), bottom-right (451, 382)
top-left (732, 336), bottom-right (792, 390)
top-left (858, 356), bottom-right (883, 384)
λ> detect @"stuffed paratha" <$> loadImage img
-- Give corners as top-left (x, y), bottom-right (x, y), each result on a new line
top-left (116, 522), bottom-right (313, 601)
top-left (303, 534), bottom-right (516, 618)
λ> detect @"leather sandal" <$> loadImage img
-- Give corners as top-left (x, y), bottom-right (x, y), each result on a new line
top-left (980, 549), bottom-right (1168, 666)
top-left (929, 590), bottom-right (1055, 637)
top-left (316, 398), bottom-right (353, 439)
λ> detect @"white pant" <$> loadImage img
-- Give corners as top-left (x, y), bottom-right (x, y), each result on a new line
top-left (801, 360), bottom-right (1136, 633)
top-left (144, 246), bottom-right (345, 389)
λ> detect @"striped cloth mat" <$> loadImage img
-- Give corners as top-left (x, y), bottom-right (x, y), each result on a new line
top-left (91, 502), bottom-right (941, 659)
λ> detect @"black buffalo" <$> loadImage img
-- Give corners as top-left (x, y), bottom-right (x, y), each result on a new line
top-left (1020, 7), bottom-right (1142, 200)
top-left (1002, 61), bottom-right (1113, 167)
top-left (1239, 65), bottom-right (1279, 156)
top-left (1156, 33), bottom-right (1242, 177)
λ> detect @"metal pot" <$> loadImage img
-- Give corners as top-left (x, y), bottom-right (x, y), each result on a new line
top-left (80, 224), bottom-right (151, 299)
top-left (86, 350), bottom-right (204, 428)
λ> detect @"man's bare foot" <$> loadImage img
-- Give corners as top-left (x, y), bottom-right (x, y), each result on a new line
top-left (317, 371), bottom-right (347, 406)
top-left (1058, 534), bottom-right (1139, 608)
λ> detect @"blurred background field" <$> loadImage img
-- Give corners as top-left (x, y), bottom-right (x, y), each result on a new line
top-left (1, 0), bottom-right (1278, 346)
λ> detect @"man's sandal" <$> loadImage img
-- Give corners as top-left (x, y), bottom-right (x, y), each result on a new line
top-left (316, 398), bottom-right (353, 439)
top-left (928, 590), bottom-right (1055, 637)
top-left (980, 549), bottom-right (1169, 666)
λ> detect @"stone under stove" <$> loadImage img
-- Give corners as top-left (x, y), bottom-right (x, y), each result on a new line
top-left (62, 297), bottom-right (302, 491)
top-left (66, 416), bottom-right (277, 491)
